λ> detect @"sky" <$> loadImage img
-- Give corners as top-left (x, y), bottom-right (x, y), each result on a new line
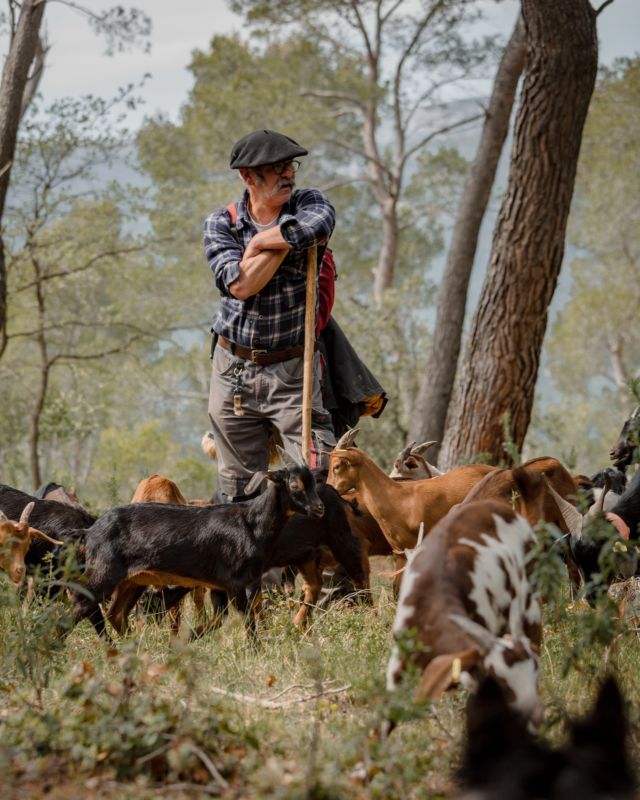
top-left (30, 0), bottom-right (640, 132)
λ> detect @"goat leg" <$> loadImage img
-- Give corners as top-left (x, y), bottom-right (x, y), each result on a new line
top-left (292, 561), bottom-right (323, 628)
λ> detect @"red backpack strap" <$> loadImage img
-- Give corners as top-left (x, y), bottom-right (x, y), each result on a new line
top-left (226, 202), bottom-right (240, 243)
top-left (316, 247), bottom-right (336, 336)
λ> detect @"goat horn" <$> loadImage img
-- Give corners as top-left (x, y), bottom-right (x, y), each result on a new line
top-left (413, 441), bottom-right (438, 455)
top-left (0, 509), bottom-right (8, 523)
top-left (416, 521), bottom-right (425, 548)
top-left (335, 427), bottom-right (360, 450)
top-left (542, 475), bottom-right (584, 539)
top-left (592, 471), bottom-right (612, 517)
top-left (398, 441), bottom-right (417, 461)
top-left (19, 501), bottom-right (35, 525)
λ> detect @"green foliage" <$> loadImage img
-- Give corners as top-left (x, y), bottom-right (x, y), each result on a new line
top-left (2, 569), bottom-right (638, 797)
top-left (532, 57), bottom-right (640, 470)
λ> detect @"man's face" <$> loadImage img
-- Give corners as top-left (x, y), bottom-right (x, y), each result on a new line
top-left (249, 160), bottom-right (299, 203)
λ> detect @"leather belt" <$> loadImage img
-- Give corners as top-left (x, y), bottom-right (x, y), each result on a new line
top-left (218, 335), bottom-right (315, 365)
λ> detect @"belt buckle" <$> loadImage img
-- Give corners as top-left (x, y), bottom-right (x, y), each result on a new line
top-left (250, 348), bottom-right (268, 363)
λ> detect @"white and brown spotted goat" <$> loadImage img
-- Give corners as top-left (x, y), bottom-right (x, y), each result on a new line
top-left (386, 466), bottom-right (545, 727)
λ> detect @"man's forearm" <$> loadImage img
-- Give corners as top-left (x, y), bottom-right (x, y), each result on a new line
top-left (229, 248), bottom-right (288, 300)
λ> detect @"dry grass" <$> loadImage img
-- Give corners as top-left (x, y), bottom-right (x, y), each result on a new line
top-left (1, 561), bottom-right (639, 799)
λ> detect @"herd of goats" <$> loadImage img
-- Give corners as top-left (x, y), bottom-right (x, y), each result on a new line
top-left (1, 405), bottom-right (639, 798)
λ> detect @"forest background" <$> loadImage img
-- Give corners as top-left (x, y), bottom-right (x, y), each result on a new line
top-left (0, 0), bottom-right (638, 509)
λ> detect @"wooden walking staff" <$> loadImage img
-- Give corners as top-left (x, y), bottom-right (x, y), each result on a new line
top-left (301, 244), bottom-right (317, 465)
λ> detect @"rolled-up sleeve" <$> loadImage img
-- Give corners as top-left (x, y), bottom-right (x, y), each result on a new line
top-left (280, 189), bottom-right (335, 252)
top-left (203, 210), bottom-right (243, 297)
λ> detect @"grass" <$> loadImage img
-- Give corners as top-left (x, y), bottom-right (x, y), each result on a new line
top-left (1, 558), bottom-right (640, 799)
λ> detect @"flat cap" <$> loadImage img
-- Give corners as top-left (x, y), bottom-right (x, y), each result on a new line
top-left (229, 129), bottom-right (308, 169)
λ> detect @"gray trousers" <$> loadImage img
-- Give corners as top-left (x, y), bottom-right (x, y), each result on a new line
top-left (208, 344), bottom-right (336, 499)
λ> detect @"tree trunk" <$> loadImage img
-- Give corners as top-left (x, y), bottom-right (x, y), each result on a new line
top-left (0, 0), bottom-right (47, 357)
top-left (409, 17), bottom-right (525, 461)
top-left (439, 0), bottom-right (598, 469)
top-left (409, 15), bottom-right (525, 461)
top-left (29, 251), bottom-right (48, 489)
top-left (373, 197), bottom-right (399, 303)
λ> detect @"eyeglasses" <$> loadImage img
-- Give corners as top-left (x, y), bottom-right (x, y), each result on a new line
top-left (264, 159), bottom-right (301, 176)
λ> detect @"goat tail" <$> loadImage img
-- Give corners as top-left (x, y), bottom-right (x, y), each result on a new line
top-left (201, 431), bottom-right (218, 460)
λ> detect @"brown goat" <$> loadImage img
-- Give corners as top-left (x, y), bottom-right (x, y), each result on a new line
top-left (0, 503), bottom-right (63, 584)
top-left (327, 442), bottom-right (493, 593)
top-left (463, 456), bottom-right (583, 588)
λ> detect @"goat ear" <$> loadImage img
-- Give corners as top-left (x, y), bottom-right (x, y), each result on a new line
top-left (244, 471), bottom-right (268, 495)
top-left (275, 444), bottom-right (299, 470)
top-left (28, 527), bottom-right (64, 546)
top-left (0, 509), bottom-right (8, 523)
top-left (464, 675), bottom-right (527, 752)
top-left (19, 501), bottom-right (35, 525)
top-left (449, 614), bottom-right (496, 655)
top-left (569, 676), bottom-right (628, 756)
top-left (416, 649), bottom-right (480, 700)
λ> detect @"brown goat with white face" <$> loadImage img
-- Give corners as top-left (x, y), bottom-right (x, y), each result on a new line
top-left (388, 441), bottom-right (443, 480)
top-left (0, 502), bottom-right (63, 584)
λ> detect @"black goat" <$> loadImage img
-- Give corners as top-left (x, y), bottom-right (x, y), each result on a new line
top-left (0, 483), bottom-right (95, 572)
top-left (455, 675), bottom-right (635, 799)
top-left (549, 469), bottom-right (640, 591)
top-left (69, 459), bottom-right (324, 639)
top-left (609, 405), bottom-right (639, 472)
top-left (152, 477), bottom-right (367, 632)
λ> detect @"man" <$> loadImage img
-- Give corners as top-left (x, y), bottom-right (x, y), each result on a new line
top-left (204, 129), bottom-right (337, 501)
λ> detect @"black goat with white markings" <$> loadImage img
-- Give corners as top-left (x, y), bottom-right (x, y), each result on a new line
top-left (69, 457), bottom-right (324, 638)
top-left (548, 468), bottom-right (640, 591)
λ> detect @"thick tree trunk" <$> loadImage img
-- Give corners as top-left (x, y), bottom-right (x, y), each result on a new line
top-left (0, 0), bottom-right (47, 357)
top-left (410, 16), bottom-right (526, 460)
top-left (439, 0), bottom-right (598, 469)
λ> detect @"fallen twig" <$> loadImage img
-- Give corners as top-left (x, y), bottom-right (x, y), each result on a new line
top-left (184, 743), bottom-right (229, 790)
top-left (209, 682), bottom-right (351, 709)
top-left (153, 782), bottom-right (222, 795)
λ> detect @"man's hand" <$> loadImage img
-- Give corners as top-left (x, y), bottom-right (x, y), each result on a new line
top-left (243, 226), bottom-right (290, 260)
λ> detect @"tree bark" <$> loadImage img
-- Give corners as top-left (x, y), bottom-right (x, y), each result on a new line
top-left (410, 15), bottom-right (526, 459)
top-left (439, 0), bottom-right (598, 469)
top-left (0, 0), bottom-right (47, 358)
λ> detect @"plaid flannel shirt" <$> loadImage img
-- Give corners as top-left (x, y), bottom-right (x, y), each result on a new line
top-left (204, 188), bottom-right (336, 350)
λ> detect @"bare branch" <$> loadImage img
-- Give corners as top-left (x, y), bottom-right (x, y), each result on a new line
top-left (402, 112), bottom-right (483, 165)
top-left (14, 243), bottom-right (153, 293)
top-left (300, 89), bottom-right (365, 112)
top-left (595, 0), bottom-right (616, 16)
top-left (48, 335), bottom-right (147, 365)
